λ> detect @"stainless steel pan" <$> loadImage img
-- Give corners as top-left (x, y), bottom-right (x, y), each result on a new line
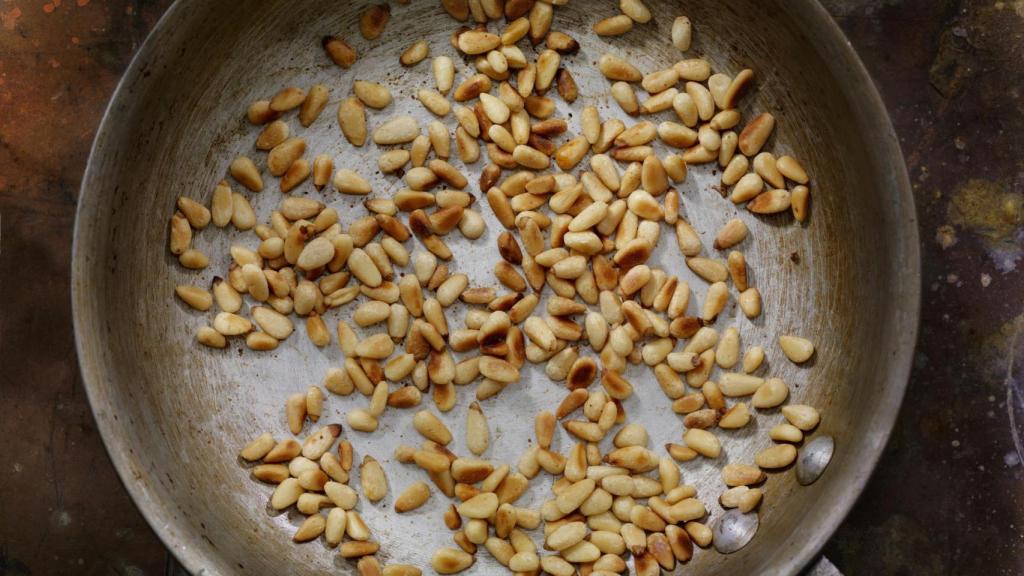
top-left (72, 0), bottom-right (919, 573)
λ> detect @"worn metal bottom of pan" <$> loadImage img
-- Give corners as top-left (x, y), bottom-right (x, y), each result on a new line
top-left (72, 0), bottom-right (919, 574)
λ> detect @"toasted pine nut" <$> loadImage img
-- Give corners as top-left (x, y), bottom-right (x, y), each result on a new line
top-left (753, 377), bottom-right (790, 407)
top-left (722, 463), bottom-right (765, 487)
top-left (792, 184), bottom-right (811, 221)
top-left (228, 156), bottom-right (263, 192)
top-left (431, 547), bottom-right (475, 573)
top-left (748, 188), bottom-right (791, 214)
top-left (779, 335), bottom-right (814, 363)
top-left (701, 281), bottom-right (728, 322)
top-left (256, 120), bottom-right (288, 151)
top-left (394, 481), bottom-right (431, 513)
top-left (400, 39), bottom-right (430, 67)
top-left (671, 16), bottom-right (692, 50)
top-left (611, 81), bottom-right (639, 114)
top-left (528, 0), bottom-right (553, 43)
top-left (338, 97), bottom-right (368, 146)
top-left (594, 14), bottom-right (633, 36)
top-left (719, 402), bottom-right (751, 429)
top-left (770, 423), bottom-right (804, 443)
top-left (323, 36), bottom-right (357, 68)
top-left (738, 112), bottom-right (775, 156)
top-left (374, 116), bottom-right (420, 145)
top-left (353, 80), bottom-right (393, 110)
top-left (683, 428), bottom-right (720, 458)
top-left (598, 53), bottom-right (642, 82)
top-left (502, 16), bottom-right (530, 45)
top-left (512, 144), bottom-right (549, 170)
top-left (359, 3), bottom-right (390, 39)
top-left (458, 30), bottom-right (500, 54)
top-left (782, 404), bottom-right (821, 430)
top-left (418, 89), bottom-right (452, 116)
top-left (347, 408), bottom-right (378, 432)
top-left (414, 409), bottom-right (452, 444)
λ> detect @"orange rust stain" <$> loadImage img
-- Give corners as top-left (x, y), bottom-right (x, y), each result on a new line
top-left (71, 35), bottom-right (79, 44)
top-left (76, 0), bottom-right (88, 5)
top-left (1, 5), bottom-right (21, 28)
top-left (124, 4), bottom-right (132, 14)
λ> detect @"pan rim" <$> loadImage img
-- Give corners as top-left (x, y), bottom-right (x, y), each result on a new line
top-left (71, 0), bottom-right (921, 574)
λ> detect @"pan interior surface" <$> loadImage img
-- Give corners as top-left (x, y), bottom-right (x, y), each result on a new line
top-left (73, 0), bottom-right (918, 574)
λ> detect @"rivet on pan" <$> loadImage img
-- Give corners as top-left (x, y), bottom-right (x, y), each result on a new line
top-left (712, 509), bottom-right (759, 554)
top-left (796, 435), bottom-right (835, 486)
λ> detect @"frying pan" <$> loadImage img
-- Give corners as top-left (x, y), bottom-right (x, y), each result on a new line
top-left (72, 0), bottom-right (919, 573)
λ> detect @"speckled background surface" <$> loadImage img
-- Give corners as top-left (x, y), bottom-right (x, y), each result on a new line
top-left (0, 0), bottom-right (1021, 575)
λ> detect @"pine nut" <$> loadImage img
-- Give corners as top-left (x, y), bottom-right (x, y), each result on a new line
top-left (719, 402), bottom-right (751, 429)
top-left (431, 548), bottom-right (474, 573)
top-left (262, 438), bottom-right (300, 464)
top-left (685, 257), bottom-right (728, 283)
top-left (732, 288), bottom-right (760, 320)
top-left (718, 372), bottom-right (764, 397)
top-left (598, 54), bottom-right (642, 82)
top-left (528, 0), bottom-right (553, 43)
top-left (766, 424), bottom-right (803, 445)
top-left (358, 3), bottom-right (390, 39)
top-left (555, 67), bottom-right (579, 101)
top-left (683, 428), bottom-right (720, 458)
top-left (374, 116), bottom-right (420, 145)
top-left (720, 485), bottom-right (750, 509)
top-left (670, 15), bottom-right (693, 50)
top-left (414, 89), bottom-right (451, 117)
top-left (266, 138), bottom-right (305, 177)
top-left (722, 463), bottom-right (765, 487)
top-left (441, 0), bottom-right (470, 20)
top-left (323, 35), bottom-right (357, 68)
top-left (353, 80), bottom-right (392, 110)
top-left (512, 144), bottom-right (549, 169)
top-left (753, 186), bottom-right (790, 215)
top-left (755, 444), bottom-right (797, 470)
top-left (321, 482), bottom-right (357, 511)
top-left (611, 81), bottom-right (638, 114)
top-left (347, 408), bottom-right (379, 432)
top-left (227, 156), bottom-right (263, 193)
top-left (270, 477), bottom-right (303, 510)
top-left (714, 218), bottom-right (748, 250)
top-left (413, 409), bottom-right (452, 444)
top-left (738, 112), bottom-right (775, 156)
top-left (782, 404), bottom-right (821, 431)
top-left (239, 432), bottom-right (275, 462)
top-left (779, 335), bottom-right (815, 363)
top-left (247, 99), bottom-right (279, 124)
top-left (453, 74), bottom-right (491, 103)
top-left (701, 281), bottom-right (728, 322)
top-left (338, 97), bottom-right (368, 146)
top-left (340, 540), bottom-right (379, 559)
top-left (594, 14), bottom-right (633, 36)
top-left (397, 39), bottom-right (429, 67)
top-left (311, 507), bottom-right (345, 549)
top-left (301, 424), bottom-right (341, 460)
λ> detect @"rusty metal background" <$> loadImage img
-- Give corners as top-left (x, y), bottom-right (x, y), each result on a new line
top-left (6, 1), bottom-right (1023, 575)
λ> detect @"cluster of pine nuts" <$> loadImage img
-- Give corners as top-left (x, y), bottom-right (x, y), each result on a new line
top-left (167, 0), bottom-right (827, 573)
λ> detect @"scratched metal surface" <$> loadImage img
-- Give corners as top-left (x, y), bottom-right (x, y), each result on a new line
top-left (69, 0), bottom-right (915, 574)
top-left (2, 1), bottom-right (1021, 576)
